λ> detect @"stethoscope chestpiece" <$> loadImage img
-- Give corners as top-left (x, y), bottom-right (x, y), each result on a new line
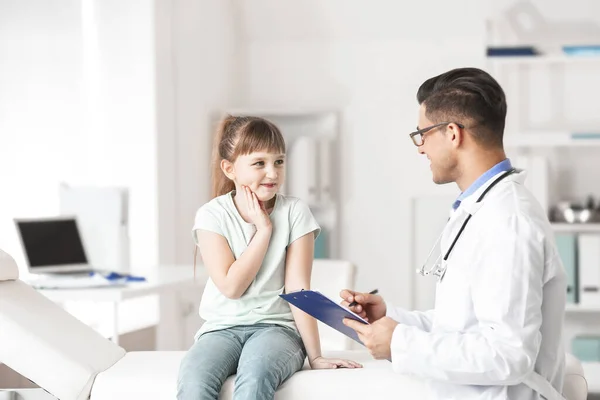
top-left (432, 262), bottom-right (447, 282)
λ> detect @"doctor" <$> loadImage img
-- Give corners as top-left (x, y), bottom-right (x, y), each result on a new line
top-left (343, 67), bottom-right (567, 400)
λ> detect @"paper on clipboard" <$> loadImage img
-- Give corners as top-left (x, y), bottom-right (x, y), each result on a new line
top-left (279, 289), bottom-right (369, 345)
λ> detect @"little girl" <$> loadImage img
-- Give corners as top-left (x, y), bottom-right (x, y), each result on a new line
top-left (177, 115), bottom-right (361, 400)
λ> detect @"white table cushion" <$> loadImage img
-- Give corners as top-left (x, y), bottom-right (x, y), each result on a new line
top-left (0, 279), bottom-right (126, 400)
top-left (92, 350), bottom-right (428, 400)
top-left (91, 350), bottom-right (589, 400)
top-left (0, 248), bottom-right (18, 281)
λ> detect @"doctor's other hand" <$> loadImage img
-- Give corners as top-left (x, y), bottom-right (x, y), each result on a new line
top-left (340, 289), bottom-right (386, 323)
top-left (343, 317), bottom-right (398, 360)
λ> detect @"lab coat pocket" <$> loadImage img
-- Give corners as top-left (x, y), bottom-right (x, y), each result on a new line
top-left (435, 257), bottom-right (474, 331)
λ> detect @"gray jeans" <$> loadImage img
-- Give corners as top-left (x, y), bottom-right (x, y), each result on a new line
top-left (177, 324), bottom-right (306, 400)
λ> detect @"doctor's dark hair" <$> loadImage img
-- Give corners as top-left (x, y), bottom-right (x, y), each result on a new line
top-left (417, 67), bottom-right (507, 149)
top-left (211, 115), bottom-right (286, 198)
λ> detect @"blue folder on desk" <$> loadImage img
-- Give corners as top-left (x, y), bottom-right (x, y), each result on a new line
top-left (279, 290), bottom-right (369, 345)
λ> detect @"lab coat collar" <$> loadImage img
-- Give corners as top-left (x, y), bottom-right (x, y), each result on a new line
top-left (455, 159), bottom-right (513, 204)
top-left (456, 169), bottom-right (527, 216)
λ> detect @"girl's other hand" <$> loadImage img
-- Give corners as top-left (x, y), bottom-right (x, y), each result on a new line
top-left (309, 356), bottom-right (363, 369)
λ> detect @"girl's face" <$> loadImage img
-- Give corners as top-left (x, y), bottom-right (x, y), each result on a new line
top-left (223, 151), bottom-right (286, 202)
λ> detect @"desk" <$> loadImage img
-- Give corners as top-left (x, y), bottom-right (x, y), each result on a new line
top-left (28, 265), bottom-right (208, 349)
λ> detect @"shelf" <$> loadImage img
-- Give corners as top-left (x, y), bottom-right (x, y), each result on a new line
top-left (552, 223), bottom-right (600, 233)
top-left (223, 108), bottom-right (336, 118)
top-left (566, 304), bottom-right (600, 313)
top-left (487, 54), bottom-right (600, 65)
top-left (504, 132), bottom-right (600, 147)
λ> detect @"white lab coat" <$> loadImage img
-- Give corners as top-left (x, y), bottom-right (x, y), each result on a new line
top-left (388, 170), bottom-right (567, 400)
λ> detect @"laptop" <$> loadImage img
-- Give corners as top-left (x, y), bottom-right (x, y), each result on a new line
top-left (14, 216), bottom-right (118, 288)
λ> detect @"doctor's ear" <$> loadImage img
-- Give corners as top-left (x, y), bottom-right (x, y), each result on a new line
top-left (220, 159), bottom-right (235, 180)
top-left (447, 123), bottom-right (464, 147)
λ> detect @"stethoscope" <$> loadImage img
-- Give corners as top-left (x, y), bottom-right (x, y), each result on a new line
top-left (416, 168), bottom-right (517, 283)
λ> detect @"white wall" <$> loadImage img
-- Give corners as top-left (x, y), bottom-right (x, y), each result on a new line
top-left (80, 0), bottom-right (158, 267)
top-left (234, 0), bottom-right (486, 307)
top-left (3, 0), bottom-right (470, 307)
top-left (3, 0), bottom-right (598, 310)
top-left (157, 0), bottom-right (238, 265)
top-left (227, 0), bottom-right (600, 308)
top-left (0, 0), bottom-right (85, 265)
top-left (0, 4), bottom-right (228, 383)
top-left (0, 0), bottom-right (236, 270)
top-left (0, 0), bottom-right (158, 269)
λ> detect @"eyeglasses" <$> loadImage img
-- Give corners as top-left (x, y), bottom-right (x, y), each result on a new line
top-left (409, 122), bottom-right (464, 146)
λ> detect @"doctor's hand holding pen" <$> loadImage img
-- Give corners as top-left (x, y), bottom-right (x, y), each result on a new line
top-left (340, 288), bottom-right (399, 360)
top-left (339, 289), bottom-right (385, 323)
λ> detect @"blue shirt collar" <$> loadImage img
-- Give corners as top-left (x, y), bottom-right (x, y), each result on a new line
top-left (452, 159), bottom-right (512, 210)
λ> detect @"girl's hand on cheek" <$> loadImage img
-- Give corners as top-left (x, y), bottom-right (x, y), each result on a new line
top-left (243, 186), bottom-right (271, 231)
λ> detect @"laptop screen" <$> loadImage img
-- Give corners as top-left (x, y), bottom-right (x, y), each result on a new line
top-left (16, 219), bottom-right (88, 268)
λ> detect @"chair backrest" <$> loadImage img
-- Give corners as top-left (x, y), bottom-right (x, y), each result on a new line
top-left (0, 248), bottom-right (126, 400)
top-left (563, 353), bottom-right (588, 400)
top-left (310, 259), bottom-right (356, 351)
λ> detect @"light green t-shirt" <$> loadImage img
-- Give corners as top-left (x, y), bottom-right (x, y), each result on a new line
top-left (192, 191), bottom-right (320, 338)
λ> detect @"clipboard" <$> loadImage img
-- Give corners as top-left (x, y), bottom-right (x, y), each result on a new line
top-left (279, 290), bottom-right (369, 345)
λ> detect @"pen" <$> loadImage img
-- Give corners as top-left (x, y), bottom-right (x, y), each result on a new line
top-left (348, 289), bottom-right (379, 308)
